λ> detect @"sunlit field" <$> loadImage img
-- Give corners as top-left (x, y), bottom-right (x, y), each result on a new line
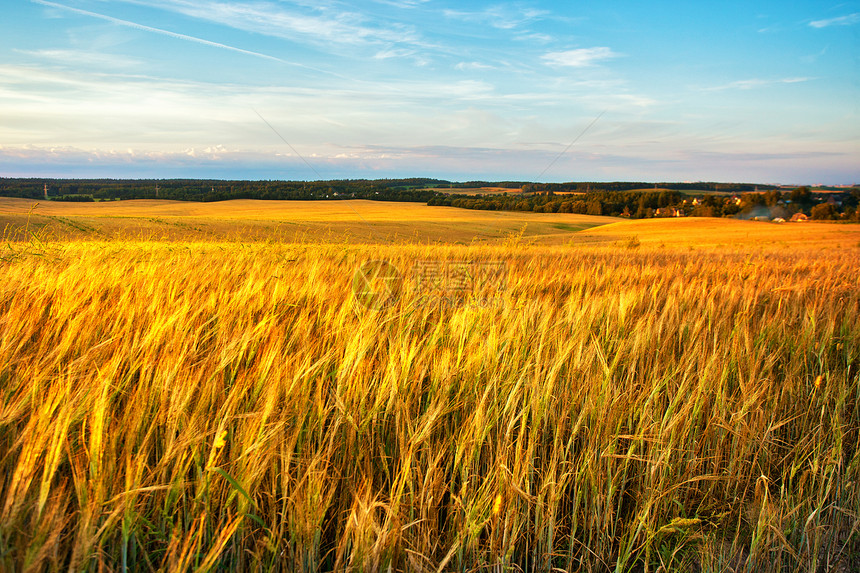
top-left (0, 198), bottom-right (616, 244)
top-left (1, 202), bottom-right (858, 572)
top-left (581, 217), bottom-right (860, 251)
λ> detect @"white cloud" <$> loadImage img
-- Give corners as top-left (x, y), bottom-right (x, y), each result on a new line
top-left (588, 93), bottom-right (656, 109)
top-left (702, 77), bottom-right (813, 91)
top-left (31, 0), bottom-right (287, 63)
top-left (455, 61), bottom-right (495, 71)
top-left (110, 0), bottom-right (426, 52)
top-left (4, 140), bottom-right (852, 184)
top-left (0, 62), bottom-right (510, 153)
top-left (542, 47), bottom-right (619, 67)
top-left (514, 32), bottom-right (554, 44)
top-left (373, 47), bottom-right (416, 60)
top-left (370, 0), bottom-right (430, 7)
top-left (15, 49), bottom-right (144, 68)
top-left (809, 13), bottom-right (860, 28)
top-left (443, 6), bottom-right (548, 30)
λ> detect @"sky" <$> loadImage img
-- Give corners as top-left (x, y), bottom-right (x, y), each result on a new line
top-left (1, 0), bottom-right (858, 183)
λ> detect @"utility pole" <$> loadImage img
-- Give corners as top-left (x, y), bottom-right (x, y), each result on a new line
top-left (44, 183), bottom-right (48, 200)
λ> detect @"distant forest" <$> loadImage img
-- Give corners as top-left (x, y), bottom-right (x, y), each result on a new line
top-left (0, 177), bottom-right (446, 203)
top-left (432, 187), bottom-right (860, 221)
top-left (1, 177), bottom-right (858, 220)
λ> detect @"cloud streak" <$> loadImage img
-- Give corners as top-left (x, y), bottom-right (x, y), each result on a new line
top-left (455, 61), bottom-right (495, 71)
top-left (112, 0), bottom-right (426, 52)
top-left (809, 13), bottom-right (860, 28)
top-left (701, 77), bottom-right (813, 91)
top-left (542, 47), bottom-right (619, 67)
top-left (370, 0), bottom-right (430, 7)
top-left (443, 6), bottom-right (548, 30)
top-left (15, 48), bottom-right (143, 68)
top-left (31, 0), bottom-right (286, 63)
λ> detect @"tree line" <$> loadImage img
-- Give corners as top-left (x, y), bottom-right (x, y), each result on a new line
top-left (1, 178), bottom-right (857, 220)
top-left (435, 181), bottom-right (784, 192)
top-left (429, 186), bottom-right (860, 221)
top-left (0, 178), bottom-right (447, 203)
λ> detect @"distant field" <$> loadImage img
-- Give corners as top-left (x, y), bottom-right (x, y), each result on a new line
top-left (0, 198), bottom-right (616, 244)
top-left (429, 187), bottom-right (587, 196)
top-left (580, 216), bottom-right (860, 250)
top-left (3, 198), bottom-right (859, 249)
top-left (421, 186), bottom-right (517, 195)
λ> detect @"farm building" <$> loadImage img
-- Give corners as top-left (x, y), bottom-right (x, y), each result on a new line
top-left (655, 207), bottom-right (685, 217)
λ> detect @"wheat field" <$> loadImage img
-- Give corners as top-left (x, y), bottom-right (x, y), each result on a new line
top-left (0, 205), bottom-right (858, 572)
top-left (0, 198), bottom-right (616, 244)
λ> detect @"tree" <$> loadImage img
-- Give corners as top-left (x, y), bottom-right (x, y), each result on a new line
top-left (810, 203), bottom-right (837, 220)
top-left (692, 205), bottom-right (716, 217)
top-left (764, 190), bottom-right (781, 207)
top-left (634, 196), bottom-right (647, 219)
top-left (791, 186), bottom-right (812, 205)
top-left (743, 193), bottom-right (766, 207)
top-left (586, 201), bottom-right (602, 216)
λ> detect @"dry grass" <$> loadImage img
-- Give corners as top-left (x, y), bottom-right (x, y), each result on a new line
top-left (0, 226), bottom-right (857, 572)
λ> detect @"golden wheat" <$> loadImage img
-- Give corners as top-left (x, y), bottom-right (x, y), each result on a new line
top-left (0, 238), bottom-right (857, 572)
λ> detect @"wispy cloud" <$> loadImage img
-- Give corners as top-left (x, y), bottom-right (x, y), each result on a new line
top-left (31, 0), bottom-right (286, 63)
top-left (370, 0), bottom-right (430, 7)
top-left (0, 144), bottom-right (328, 179)
top-left (683, 149), bottom-right (846, 162)
top-left (757, 25), bottom-right (783, 34)
top-left (15, 48), bottom-right (143, 69)
top-left (542, 47), bottom-right (620, 67)
top-left (809, 13), bottom-right (860, 28)
top-left (702, 77), bottom-right (813, 91)
top-left (112, 0), bottom-right (426, 52)
top-left (373, 47), bottom-right (417, 60)
top-left (801, 46), bottom-right (828, 63)
top-left (0, 62), bottom-right (512, 151)
top-left (4, 141), bottom-right (849, 183)
top-left (455, 61), bottom-right (495, 71)
top-left (443, 6), bottom-right (548, 30)
top-left (514, 32), bottom-right (553, 43)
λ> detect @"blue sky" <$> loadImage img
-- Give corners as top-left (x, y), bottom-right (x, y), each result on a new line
top-left (1, 0), bottom-right (857, 183)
